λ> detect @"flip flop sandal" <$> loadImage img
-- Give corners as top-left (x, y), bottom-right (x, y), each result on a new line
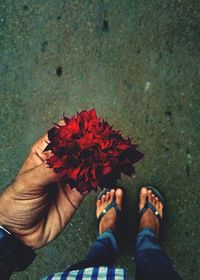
top-left (97, 188), bottom-right (121, 231)
top-left (139, 186), bottom-right (165, 225)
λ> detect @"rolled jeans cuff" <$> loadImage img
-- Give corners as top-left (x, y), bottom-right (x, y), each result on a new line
top-left (97, 229), bottom-right (119, 253)
top-left (136, 227), bottom-right (162, 252)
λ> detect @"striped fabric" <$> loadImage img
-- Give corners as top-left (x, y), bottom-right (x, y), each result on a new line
top-left (41, 266), bottom-right (126, 280)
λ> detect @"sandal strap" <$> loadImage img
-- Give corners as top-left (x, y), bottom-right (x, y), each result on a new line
top-left (97, 201), bottom-right (121, 228)
top-left (147, 186), bottom-right (164, 204)
top-left (140, 202), bottom-right (162, 224)
top-left (97, 188), bottom-right (110, 201)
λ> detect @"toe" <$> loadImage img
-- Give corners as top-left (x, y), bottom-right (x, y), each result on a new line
top-left (105, 191), bottom-right (110, 201)
top-left (152, 194), bottom-right (158, 208)
top-left (155, 197), bottom-right (160, 208)
top-left (159, 202), bottom-right (164, 210)
top-left (115, 188), bottom-right (123, 210)
top-left (139, 187), bottom-right (148, 210)
top-left (96, 199), bottom-right (101, 207)
top-left (101, 195), bottom-right (106, 203)
top-left (157, 202), bottom-right (161, 211)
top-left (110, 189), bottom-right (115, 201)
top-left (158, 202), bottom-right (164, 217)
top-left (148, 190), bottom-right (153, 203)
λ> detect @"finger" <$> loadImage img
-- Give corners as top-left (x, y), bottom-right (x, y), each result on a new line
top-left (57, 119), bottom-right (65, 126)
top-left (28, 119), bottom-right (65, 157)
top-left (31, 134), bottom-right (51, 161)
top-left (18, 119), bottom-right (65, 175)
top-left (16, 162), bottom-right (59, 193)
top-left (44, 183), bottom-right (84, 232)
top-left (18, 134), bottom-right (50, 175)
top-left (18, 153), bottom-right (43, 175)
top-left (32, 134), bottom-right (50, 152)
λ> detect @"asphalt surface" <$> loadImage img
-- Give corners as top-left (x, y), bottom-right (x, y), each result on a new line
top-left (0, 1), bottom-right (199, 279)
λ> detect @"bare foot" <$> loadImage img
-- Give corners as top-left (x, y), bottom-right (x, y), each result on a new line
top-left (139, 187), bottom-right (164, 235)
top-left (96, 189), bottom-right (123, 235)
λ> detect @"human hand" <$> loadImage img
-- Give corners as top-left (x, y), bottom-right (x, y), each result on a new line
top-left (0, 121), bottom-right (85, 249)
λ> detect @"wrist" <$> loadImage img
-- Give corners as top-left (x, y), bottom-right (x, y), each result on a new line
top-left (0, 261), bottom-right (15, 280)
top-left (0, 226), bottom-right (36, 273)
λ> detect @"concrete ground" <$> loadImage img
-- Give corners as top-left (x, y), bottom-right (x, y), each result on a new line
top-left (0, 0), bottom-right (199, 279)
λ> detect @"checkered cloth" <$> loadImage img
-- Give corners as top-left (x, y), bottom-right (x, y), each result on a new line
top-left (42, 266), bottom-right (126, 280)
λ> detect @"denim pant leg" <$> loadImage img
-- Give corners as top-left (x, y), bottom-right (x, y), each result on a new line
top-left (135, 227), bottom-right (182, 280)
top-left (65, 229), bottom-right (119, 271)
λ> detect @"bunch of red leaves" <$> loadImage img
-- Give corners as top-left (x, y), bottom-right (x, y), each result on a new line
top-left (45, 109), bottom-right (143, 193)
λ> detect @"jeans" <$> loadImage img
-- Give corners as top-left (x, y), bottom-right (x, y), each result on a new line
top-left (66, 228), bottom-right (182, 280)
top-left (135, 228), bottom-right (182, 280)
